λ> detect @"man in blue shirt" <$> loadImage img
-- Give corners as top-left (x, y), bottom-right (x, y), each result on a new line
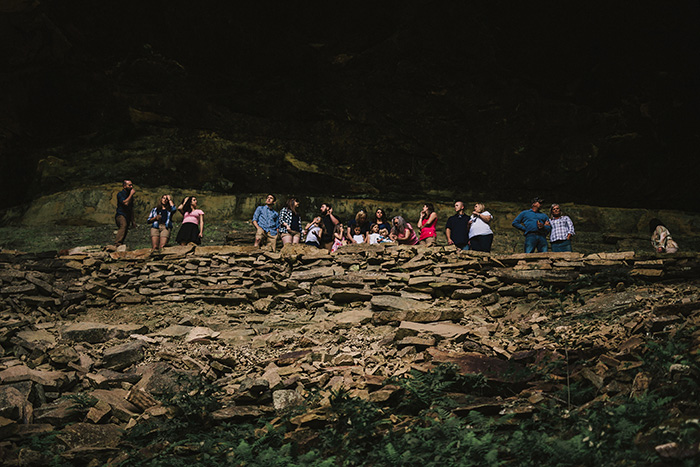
top-left (115, 180), bottom-right (135, 246)
top-left (253, 194), bottom-right (279, 251)
top-left (512, 197), bottom-right (551, 253)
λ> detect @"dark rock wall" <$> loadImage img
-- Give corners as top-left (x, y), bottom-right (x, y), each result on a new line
top-left (2, 1), bottom-right (699, 211)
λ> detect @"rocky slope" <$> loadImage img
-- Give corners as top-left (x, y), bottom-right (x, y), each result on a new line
top-left (1, 243), bottom-right (699, 464)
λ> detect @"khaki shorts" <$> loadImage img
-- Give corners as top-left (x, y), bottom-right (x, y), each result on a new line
top-left (419, 236), bottom-right (435, 246)
top-left (255, 227), bottom-right (278, 251)
top-left (151, 225), bottom-right (171, 239)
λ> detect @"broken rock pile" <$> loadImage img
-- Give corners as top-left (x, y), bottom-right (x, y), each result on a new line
top-left (1, 243), bottom-right (700, 464)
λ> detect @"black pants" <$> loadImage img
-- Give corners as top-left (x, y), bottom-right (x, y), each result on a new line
top-left (469, 234), bottom-right (493, 252)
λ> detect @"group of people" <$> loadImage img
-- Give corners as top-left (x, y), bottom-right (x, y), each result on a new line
top-left (114, 180), bottom-right (205, 250)
top-left (252, 196), bottom-right (397, 252)
top-left (114, 181), bottom-right (679, 254)
top-left (511, 197), bottom-right (575, 253)
top-left (250, 195), bottom-right (497, 253)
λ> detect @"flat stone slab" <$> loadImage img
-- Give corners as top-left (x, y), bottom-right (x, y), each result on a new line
top-left (0, 365), bottom-right (76, 391)
top-left (61, 322), bottom-right (112, 344)
top-left (152, 325), bottom-right (193, 337)
top-left (399, 321), bottom-right (472, 339)
top-left (102, 342), bottom-right (144, 371)
top-left (332, 309), bottom-right (373, 326)
top-left (370, 295), bottom-right (432, 312)
top-left (291, 267), bottom-right (336, 282)
top-left (330, 289), bottom-right (373, 303)
top-left (16, 329), bottom-right (56, 345)
top-left (488, 268), bottom-right (579, 284)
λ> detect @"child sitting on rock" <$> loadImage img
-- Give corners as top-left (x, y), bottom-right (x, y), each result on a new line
top-left (332, 223), bottom-right (346, 252)
top-left (351, 225), bottom-right (366, 244)
top-left (378, 228), bottom-right (393, 243)
top-left (368, 223), bottom-right (382, 245)
top-left (304, 217), bottom-right (323, 248)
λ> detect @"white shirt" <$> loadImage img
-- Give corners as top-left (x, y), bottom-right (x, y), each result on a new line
top-left (352, 234), bottom-right (366, 244)
top-left (469, 211), bottom-right (494, 238)
top-left (368, 232), bottom-right (382, 244)
top-left (306, 225), bottom-right (321, 245)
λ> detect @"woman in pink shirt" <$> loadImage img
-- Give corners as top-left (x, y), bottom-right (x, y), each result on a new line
top-left (176, 196), bottom-right (204, 245)
top-left (417, 203), bottom-right (438, 246)
top-left (390, 216), bottom-right (418, 245)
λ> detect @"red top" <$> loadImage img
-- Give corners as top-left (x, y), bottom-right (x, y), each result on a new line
top-left (399, 223), bottom-right (419, 245)
top-left (418, 216), bottom-right (437, 241)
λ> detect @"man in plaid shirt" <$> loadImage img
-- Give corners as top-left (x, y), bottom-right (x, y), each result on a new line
top-left (549, 204), bottom-right (575, 252)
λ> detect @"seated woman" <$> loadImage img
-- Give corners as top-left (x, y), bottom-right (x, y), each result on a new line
top-left (372, 208), bottom-right (391, 232)
top-left (147, 194), bottom-right (177, 250)
top-left (279, 197), bottom-right (303, 245)
top-left (468, 203), bottom-right (494, 252)
top-left (390, 216), bottom-right (418, 245)
top-left (417, 203), bottom-right (438, 246)
top-left (346, 209), bottom-right (371, 243)
top-left (176, 196), bottom-right (204, 245)
top-left (649, 218), bottom-right (679, 253)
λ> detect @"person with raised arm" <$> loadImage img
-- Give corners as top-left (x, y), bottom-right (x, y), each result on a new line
top-left (417, 203), bottom-right (438, 246)
top-left (176, 196), bottom-right (204, 245)
top-left (319, 203), bottom-right (340, 251)
top-left (468, 202), bottom-right (494, 252)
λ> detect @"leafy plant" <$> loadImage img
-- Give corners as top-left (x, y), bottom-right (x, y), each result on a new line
top-left (392, 363), bottom-right (489, 413)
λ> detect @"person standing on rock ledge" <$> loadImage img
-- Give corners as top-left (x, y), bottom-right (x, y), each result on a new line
top-left (115, 180), bottom-right (135, 246)
top-left (468, 202), bottom-right (494, 252)
top-left (147, 194), bottom-right (177, 250)
top-left (548, 204), bottom-right (575, 252)
top-left (445, 201), bottom-right (470, 250)
top-left (176, 196), bottom-right (204, 245)
top-left (512, 197), bottom-right (551, 253)
top-left (253, 194), bottom-right (279, 251)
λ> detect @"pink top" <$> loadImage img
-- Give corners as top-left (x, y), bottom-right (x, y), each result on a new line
top-left (398, 223), bottom-right (418, 245)
top-left (182, 209), bottom-right (204, 225)
top-left (418, 216), bottom-right (437, 241)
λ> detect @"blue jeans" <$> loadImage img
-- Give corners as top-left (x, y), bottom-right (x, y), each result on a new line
top-left (551, 239), bottom-right (572, 252)
top-left (524, 233), bottom-right (548, 253)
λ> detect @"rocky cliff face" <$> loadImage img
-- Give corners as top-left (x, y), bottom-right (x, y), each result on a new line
top-left (2, 1), bottom-right (699, 213)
